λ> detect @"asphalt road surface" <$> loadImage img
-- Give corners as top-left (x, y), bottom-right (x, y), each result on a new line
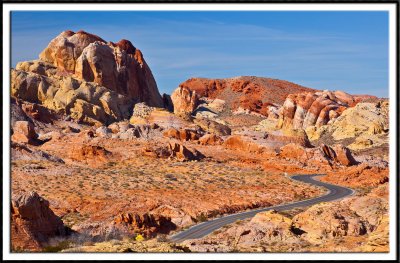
top-left (169, 174), bottom-right (354, 243)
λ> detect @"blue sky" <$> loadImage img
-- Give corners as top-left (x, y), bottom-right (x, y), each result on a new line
top-left (11, 11), bottom-right (389, 97)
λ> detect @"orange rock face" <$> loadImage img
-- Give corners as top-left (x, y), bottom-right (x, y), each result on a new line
top-left (114, 212), bottom-right (176, 238)
top-left (11, 192), bottom-right (67, 251)
top-left (321, 164), bottom-right (389, 188)
top-left (177, 76), bottom-right (316, 116)
top-left (39, 30), bottom-right (163, 107)
top-left (224, 135), bottom-right (265, 153)
top-left (163, 127), bottom-right (200, 141)
top-left (70, 145), bottom-right (112, 166)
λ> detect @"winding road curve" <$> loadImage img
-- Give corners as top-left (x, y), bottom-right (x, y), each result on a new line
top-left (170, 174), bottom-right (355, 243)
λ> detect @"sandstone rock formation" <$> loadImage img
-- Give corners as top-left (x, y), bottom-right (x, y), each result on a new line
top-left (193, 118), bottom-right (231, 136)
top-left (224, 135), bottom-right (265, 153)
top-left (198, 134), bottom-right (223, 146)
top-left (292, 203), bottom-right (368, 242)
top-left (279, 143), bottom-right (356, 167)
top-left (11, 97), bottom-right (59, 126)
top-left (361, 215), bottom-right (389, 252)
top-left (237, 210), bottom-right (297, 245)
top-left (39, 30), bottom-right (105, 73)
top-left (178, 76), bottom-right (315, 117)
top-left (185, 187), bottom-right (388, 253)
top-left (320, 144), bottom-right (357, 166)
top-left (314, 101), bottom-right (389, 148)
top-left (170, 86), bottom-right (199, 118)
top-left (114, 212), bottom-right (176, 238)
top-left (11, 64), bottom-right (133, 126)
top-left (131, 102), bottom-right (156, 119)
top-left (321, 164), bottom-right (389, 187)
top-left (11, 192), bottom-right (67, 251)
top-left (40, 30), bottom-right (163, 106)
top-left (11, 142), bottom-right (64, 163)
top-left (277, 90), bottom-right (378, 131)
top-left (163, 127), bottom-right (201, 141)
top-left (168, 142), bottom-right (205, 161)
top-left (11, 121), bottom-right (38, 145)
top-left (129, 107), bottom-right (190, 129)
top-left (70, 145), bottom-right (112, 166)
top-left (151, 205), bottom-right (194, 228)
top-left (291, 194), bottom-right (387, 244)
top-left (12, 30), bottom-right (164, 125)
top-left (266, 128), bottom-right (311, 147)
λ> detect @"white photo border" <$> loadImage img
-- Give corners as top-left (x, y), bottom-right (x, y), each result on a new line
top-left (2, 2), bottom-right (398, 261)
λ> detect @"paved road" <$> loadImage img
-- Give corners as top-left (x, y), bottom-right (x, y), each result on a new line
top-left (169, 174), bottom-right (354, 243)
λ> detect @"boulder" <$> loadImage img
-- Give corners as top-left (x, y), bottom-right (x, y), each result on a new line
top-left (266, 128), bottom-right (311, 147)
top-left (198, 134), bottom-right (223, 145)
top-left (291, 202), bottom-right (370, 243)
top-left (193, 118), bottom-right (231, 136)
top-left (11, 192), bottom-right (67, 251)
top-left (320, 144), bottom-right (357, 166)
top-left (171, 86), bottom-right (199, 118)
top-left (11, 121), bottom-right (38, 144)
top-left (70, 145), bottom-right (112, 166)
top-left (279, 143), bottom-right (308, 163)
top-left (168, 142), bottom-right (205, 161)
top-left (108, 121), bottom-right (131, 134)
top-left (95, 126), bottom-right (112, 138)
top-left (235, 210), bottom-right (296, 245)
top-left (131, 102), bottom-right (156, 119)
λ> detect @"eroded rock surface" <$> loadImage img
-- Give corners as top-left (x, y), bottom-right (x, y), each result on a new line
top-left (11, 192), bottom-right (67, 251)
top-left (12, 30), bottom-right (164, 125)
top-left (114, 212), bottom-right (176, 238)
top-left (171, 86), bottom-right (199, 118)
top-left (278, 90), bottom-right (377, 131)
top-left (177, 76), bottom-right (315, 117)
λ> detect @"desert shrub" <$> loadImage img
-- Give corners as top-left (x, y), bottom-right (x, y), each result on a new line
top-left (42, 240), bottom-right (73, 252)
top-left (164, 174), bottom-right (177, 181)
top-left (196, 213), bottom-right (208, 222)
top-left (135, 234), bottom-right (144, 242)
top-left (156, 234), bottom-right (169, 242)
